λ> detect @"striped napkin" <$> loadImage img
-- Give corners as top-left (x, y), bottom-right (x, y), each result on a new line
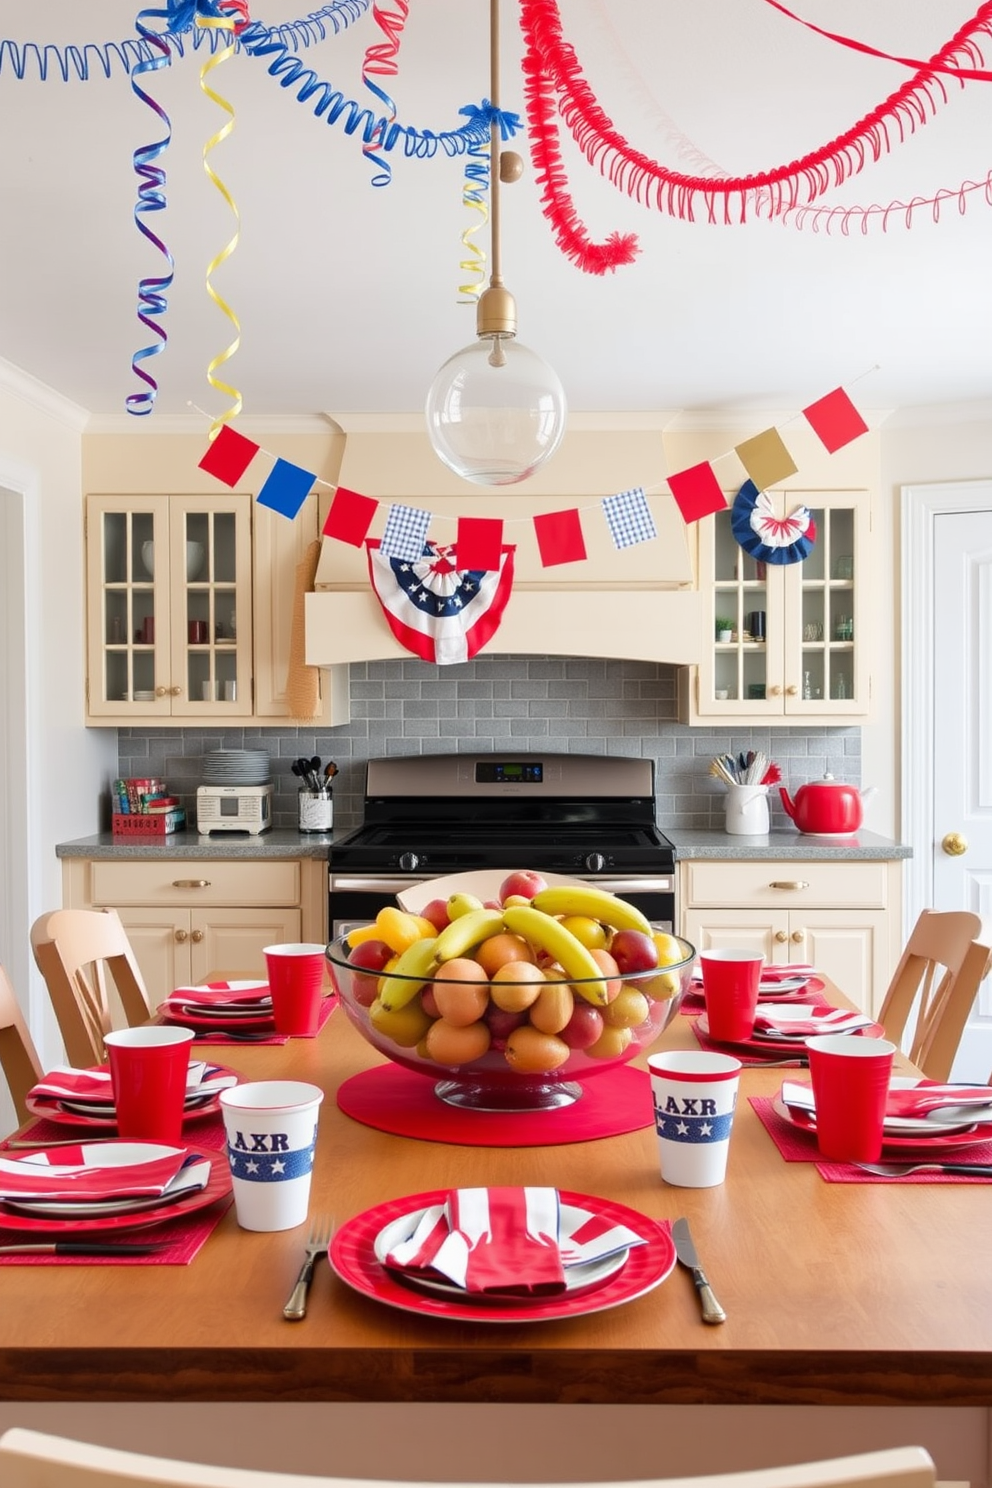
top-left (752, 1006), bottom-right (875, 1040)
top-left (385, 1186), bottom-right (645, 1296)
top-left (0, 1146), bottom-right (196, 1201)
top-left (27, 1062), bottom-right (235, 1111)
top-left (162, 981), bottom-right (271, 1013)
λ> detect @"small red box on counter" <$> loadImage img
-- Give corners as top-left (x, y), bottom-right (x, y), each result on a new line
top-left (112, 810), bottom-right (185, 837)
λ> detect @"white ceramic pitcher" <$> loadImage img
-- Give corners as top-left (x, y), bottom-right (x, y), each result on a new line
top-left (724, 783), bottom-right (770, 835)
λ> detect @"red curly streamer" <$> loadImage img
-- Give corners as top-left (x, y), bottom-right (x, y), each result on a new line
top-left (519, 0), bottom-right (992, 244)
top-left (759, 0), bottom-right (992, 82)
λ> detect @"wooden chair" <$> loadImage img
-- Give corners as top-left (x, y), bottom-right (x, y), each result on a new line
top-left (29, 907), bottom-right (152, 1067)
top-left (0, 1431), bottom-right (937, 1488)
top-left (0, 964), bottom-right (44, 1125)
top-left (877, 909), bottom-right (992, 1081)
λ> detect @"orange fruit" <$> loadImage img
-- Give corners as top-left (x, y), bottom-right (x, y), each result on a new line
top-left (473, 932), bottom-right (536, 978)
top-left (528, 980), bottom-right (575, 1035)
top-left (585, 1024), bottom-right (633, 1060)
top-left (432, 960), bottom-right (490, 1027)
top-left (424, 1018), bottom-right (491, 1066)
top-left (602, 986), bottom-right (651, 1029)
top-left (489, 960), bottom-right (545, 1011)
top-left (504, 1024), bottom-right (570, 1073)
top-left (588, 947), bottom-right (622, 1003)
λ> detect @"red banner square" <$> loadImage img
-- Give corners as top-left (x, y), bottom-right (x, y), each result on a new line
top-left (533, 509), bottom-right (587, 567)
top-left (802, 387), bottom-right (869, 453)
top-left (667, 462), bottom-right (727, 523)
top-left (197, 424), bottom-right (259, 486)
top-left (323, 486), bottom-right (378, 546)
top-left (456, 517), bottom-right (504, 571)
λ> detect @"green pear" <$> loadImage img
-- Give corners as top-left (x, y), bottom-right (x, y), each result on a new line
top-left (446, 891), bottom-right (485, 919)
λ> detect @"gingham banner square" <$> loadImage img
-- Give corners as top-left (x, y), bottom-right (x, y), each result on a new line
top-left (602, 487), bottom-right (657, 549)
top-left (380, 503), bottom-right (432, 561)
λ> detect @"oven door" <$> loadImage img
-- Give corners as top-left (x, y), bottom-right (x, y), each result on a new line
top-left (328, 873), bottom-right (676, 940)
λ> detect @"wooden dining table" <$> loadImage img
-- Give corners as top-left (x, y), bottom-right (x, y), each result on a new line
top-left (0, 983), bottom-right (989, 1409)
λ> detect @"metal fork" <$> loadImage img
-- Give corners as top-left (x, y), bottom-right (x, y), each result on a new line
top-left (856, 1161), bottom-right (992, 1178)
top-left (282, 1215), bottom-right (334, 1321)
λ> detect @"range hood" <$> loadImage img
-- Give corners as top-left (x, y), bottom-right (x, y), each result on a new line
top-left (306, 416), bottom-right (704, 667)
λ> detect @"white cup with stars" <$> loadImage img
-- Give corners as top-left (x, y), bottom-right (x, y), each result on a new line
top-left (219, 1081), bottom-right (324, 1231)
top-left (647, 1051), bottom-right (742, 1188)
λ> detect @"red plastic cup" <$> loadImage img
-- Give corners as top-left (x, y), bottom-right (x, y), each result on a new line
top-left (104, 1026), bottom-right (195, 1144)
top-left (263, 943), bottom-right (327, 1036)
top-left (699, 949), bottom-right (764, 1042)
top-left (805, 1033), bottom-right (897, 1162)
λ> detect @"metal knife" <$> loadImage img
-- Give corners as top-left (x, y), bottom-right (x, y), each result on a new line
top-left (671, 1217), bottom-right (726, 1324)
top-left (0, 1242), bottom-right (169, 1256)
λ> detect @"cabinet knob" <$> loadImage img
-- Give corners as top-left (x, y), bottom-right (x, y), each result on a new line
top-left (191, 929), bottom-right (204, 944)
top-left (775, 930), bottom-right (789, 943)
top-left (786, 685), bottom-right (799, 696)
top-left (767, 684), bottom-right (782, 696)
top-left (791, 930), bottom-right (805, 943)
top-left (170, 685), bottom-right (182, 696)
top-left (172, 880), bottom-right (211, 889)
top-left (175, 929), bottom-right (188, 943)
top-left (155, 686), bottom-right (168, 697)
top-left (942, 832), bottom-right (968, 857)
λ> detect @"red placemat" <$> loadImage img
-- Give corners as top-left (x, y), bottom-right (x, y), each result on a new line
top-left (749, 1095), bottom-right (992, 1182)
top-left (0, 1192), bottom-right (233, 1265)
top-left (2, 1110), bottom-right (228, 1151)
top-left (689, 1021), bottom-right (811, 1067)
top-left (337, 1063), bottom-right (654, 1146)
top-left (190, 992), bottom-right (336, 1046)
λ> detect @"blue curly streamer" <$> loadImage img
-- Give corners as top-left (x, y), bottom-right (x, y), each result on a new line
top-left (126, 8), bottom-right (177, 416)
top-left (0, 2), bottom-right (370, 79)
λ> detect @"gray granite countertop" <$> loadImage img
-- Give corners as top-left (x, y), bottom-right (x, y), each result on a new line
top-left (668, 828), bottom-right (911, 861)
top-left (57, 827), bottom-right (911, 862)
top-left (55, 829), bottom-right (337, 860)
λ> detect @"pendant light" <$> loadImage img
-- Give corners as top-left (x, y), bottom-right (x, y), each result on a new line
top-left (425, 0), bottom-right (566, 486)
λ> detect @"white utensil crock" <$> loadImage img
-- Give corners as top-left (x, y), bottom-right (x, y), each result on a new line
top-left (724, 783), bottom-right (770, 835)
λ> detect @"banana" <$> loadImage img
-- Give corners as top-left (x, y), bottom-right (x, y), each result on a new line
top-left (502, 905), bottom-right (610, 1007)
top-left (530, 885), bottom-right (652, 935)
top-left (433, 908), bottom-right (506, 963)
top-left (376, 936), bottom-right (439, 1012)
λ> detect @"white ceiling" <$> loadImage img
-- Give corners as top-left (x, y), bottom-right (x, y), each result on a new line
top-left (2, 1), bottom-right (992, 427)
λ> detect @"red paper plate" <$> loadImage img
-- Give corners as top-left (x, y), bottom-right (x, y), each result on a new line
top-left (25, 1064), bottom-right (243, 1131)
top-left (0, 1146), bottom-right (232, 1236)
top-left (772, 1094), bottom-right (992, 1156)
top-left (328, 1188), bottom-right (675, 1324)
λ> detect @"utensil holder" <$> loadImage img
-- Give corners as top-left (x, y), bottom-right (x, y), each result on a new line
top-left (298, 787), bottom-right (333, 833)
top-left (724, 784), bottom-right (770, 836)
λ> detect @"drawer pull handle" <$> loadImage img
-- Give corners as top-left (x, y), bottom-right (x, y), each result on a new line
top-left (769, 880), bottom-right (809, 891)
top-left (172, 879), bottom-right (211, 889)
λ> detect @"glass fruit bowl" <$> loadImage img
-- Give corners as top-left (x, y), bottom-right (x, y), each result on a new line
top-left (325, 923), bottom-right (695, 1112)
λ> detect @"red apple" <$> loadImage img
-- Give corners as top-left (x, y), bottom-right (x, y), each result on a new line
top-left (609, 929), bottom-right (660, 976)
top-left (499, 870), bottom-right (548, 904)
top-left (421, 986), bottom-right (441, 1019)
top-left (484, 1003), bottom-right (527, 1051)
top-left (347, 937), bottom-right (393, 1006)
top-left (484, 899), bottom-right (503, 911)
top-left (419, 897), bottom-right (452, 932)
top-left (559, 1001), bottom-right (605, 1050)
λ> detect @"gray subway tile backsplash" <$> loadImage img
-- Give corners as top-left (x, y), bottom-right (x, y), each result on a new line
top-left (116, 657), bottom-right (860, 835)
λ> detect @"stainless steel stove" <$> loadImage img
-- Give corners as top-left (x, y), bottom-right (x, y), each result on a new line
top-left (328, 753), bottom-right (676, 936)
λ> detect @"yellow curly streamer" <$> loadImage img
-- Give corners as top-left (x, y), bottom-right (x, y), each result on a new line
top-left (458, 141), bottom-right (490, 303)
top-left (197, 13), bottom-right (242, 437)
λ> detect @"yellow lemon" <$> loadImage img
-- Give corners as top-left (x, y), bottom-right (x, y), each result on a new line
top-left (652, 932), bottom-right (684, 967)
top-left (560, 914), bottom-right (607, 950)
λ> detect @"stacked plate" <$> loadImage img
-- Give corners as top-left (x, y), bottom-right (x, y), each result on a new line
top-left (202, 749), bottom-right (270, 785)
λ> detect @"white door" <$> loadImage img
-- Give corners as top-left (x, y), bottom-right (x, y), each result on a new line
top-left (933, 509), bottom-right (992, 1079)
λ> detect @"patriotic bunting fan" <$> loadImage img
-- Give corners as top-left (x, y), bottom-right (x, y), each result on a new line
top-left (730, 480), bottom-right (816, 566)
top-left (366, 541), bottom-right (516, 665)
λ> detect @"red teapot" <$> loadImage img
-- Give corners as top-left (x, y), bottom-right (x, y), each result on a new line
top-left (778, 774), bottom-right (876, 835)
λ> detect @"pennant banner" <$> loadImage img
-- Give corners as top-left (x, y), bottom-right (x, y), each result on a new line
top-left (366, 540), bottom-right (516, 665)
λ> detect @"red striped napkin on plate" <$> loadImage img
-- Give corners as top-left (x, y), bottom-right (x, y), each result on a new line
top-left (0, 1145), bottom-right (193, 1201)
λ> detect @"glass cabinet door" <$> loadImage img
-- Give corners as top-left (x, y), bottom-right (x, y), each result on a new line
top-left (169, 494), bottom-right (252, 717)
top-left (704, 507), bottom-right (782, 711)
top-left (786, 496), bottom-right (865, 714)
top-left (87, 497), bottom-right (169, 716)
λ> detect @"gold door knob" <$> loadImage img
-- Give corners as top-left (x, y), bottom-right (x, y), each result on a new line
top-left (155, 686), bottom-right (168, 697)
top-left (170, 685), bottom-right (182, 696)
top-left (191, 929), bottom-right (204, 944)
top-left (768, 685), bottom-right (782, 696)
top-left (942, 832), bottom-right (968, 856)
top-left (175, 929), bottom-right (188, 943)
top-left (775, 930), bottom-right (788, 943)
top-left (791, 930), bottom-right (805, 943)
top-left (786, 685), bottom-right (799, 696)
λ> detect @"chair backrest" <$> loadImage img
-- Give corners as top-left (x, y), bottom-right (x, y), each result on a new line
top-left (878, 908), bottom-right (992, 1080)
top-left (0, 1431), bottom-right (937, 1488)
top-left (29, 907), bottom-right (152, 1067)
top-left (0, 964), bottom-right (44, 1125)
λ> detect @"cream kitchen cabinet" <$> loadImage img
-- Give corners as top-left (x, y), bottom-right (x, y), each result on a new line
top-left (679, 858), bottom-right (902, 1015)
top-left (85, 491), bottom-right (348, 726)
top-left (678, 489), bottom-right (870, 723)
top-left (60, 856), bottom-right (328, 1007)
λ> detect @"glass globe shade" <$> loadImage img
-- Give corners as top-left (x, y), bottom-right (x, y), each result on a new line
top-left (426, 336), bottom-right (567, 486)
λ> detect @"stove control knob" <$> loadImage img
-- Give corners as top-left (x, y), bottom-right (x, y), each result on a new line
top-left (584, 852), bottom-right (608, 872)
top-left (398, 852), bottom-right (421, 872)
